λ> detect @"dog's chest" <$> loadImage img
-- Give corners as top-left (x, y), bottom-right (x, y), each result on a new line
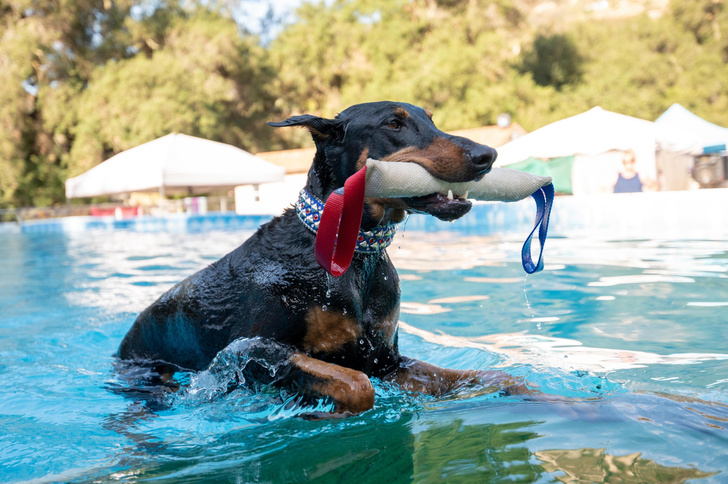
top-left (298, 255), bottom-right (400, 364)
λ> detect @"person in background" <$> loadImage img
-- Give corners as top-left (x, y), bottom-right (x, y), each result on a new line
top-left (613, 149), bottom-right (643, 193)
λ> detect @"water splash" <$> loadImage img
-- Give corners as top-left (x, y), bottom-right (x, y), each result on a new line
top-left (325, 272), bottom-right (335, 299)
top-left (182, 337), bottom-right (287, 403)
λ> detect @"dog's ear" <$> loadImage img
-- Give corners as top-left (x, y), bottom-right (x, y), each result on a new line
top-left (267, 115), bottom-right (344, 144)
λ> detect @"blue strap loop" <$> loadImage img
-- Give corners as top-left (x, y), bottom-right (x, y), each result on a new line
top-left (521, 183), bottom-right (554, 274)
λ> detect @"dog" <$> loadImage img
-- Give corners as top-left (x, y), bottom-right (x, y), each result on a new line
top-left (117, 101), bottom-right (530, 417)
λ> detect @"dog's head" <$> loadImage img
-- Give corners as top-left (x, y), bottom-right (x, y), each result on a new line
top-left (268, 101), bottom-right (497, 229)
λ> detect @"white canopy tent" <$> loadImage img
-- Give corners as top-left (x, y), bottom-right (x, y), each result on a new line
top-left (495, 107), bottom-right (702, 194)
top-left (655, 103), bottom-right (728, 150)
top-left (656, 104), bottom-right (728, 188)
top-left (65, 133), bottom-right (285, 199)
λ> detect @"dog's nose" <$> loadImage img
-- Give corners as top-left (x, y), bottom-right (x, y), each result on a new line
top-left (470, 145), bottom-right (497, 175)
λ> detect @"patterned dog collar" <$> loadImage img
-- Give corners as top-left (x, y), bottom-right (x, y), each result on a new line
top-left (296, 189), bottom-right (398, 253)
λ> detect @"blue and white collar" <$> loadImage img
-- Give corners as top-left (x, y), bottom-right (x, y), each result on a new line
top-left (296, 189), bottom-right (398, 253)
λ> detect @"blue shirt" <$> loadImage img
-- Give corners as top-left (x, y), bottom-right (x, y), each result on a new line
top-left (614, 173), bottom-right (643, 193)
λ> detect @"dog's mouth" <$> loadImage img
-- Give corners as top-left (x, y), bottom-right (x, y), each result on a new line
top-left (402, 191), bottom-right (472, 222)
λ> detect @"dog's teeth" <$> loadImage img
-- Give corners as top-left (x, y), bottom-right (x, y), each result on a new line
top-left (447, 189), bottom-right (453, 200)
top-left (464, 190), bottom-right (469, 199)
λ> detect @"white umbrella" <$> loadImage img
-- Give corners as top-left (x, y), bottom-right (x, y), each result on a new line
top-left (65, 133), bottom-right (285, 198)
top-left (495, 107), bottom-right (702, 176)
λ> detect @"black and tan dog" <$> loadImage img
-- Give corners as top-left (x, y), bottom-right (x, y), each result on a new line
top-left (118, 101), bottom-right (529, 416)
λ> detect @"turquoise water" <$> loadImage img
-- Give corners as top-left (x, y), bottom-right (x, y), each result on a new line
top-left (1, 223), bottom-right (727, 483)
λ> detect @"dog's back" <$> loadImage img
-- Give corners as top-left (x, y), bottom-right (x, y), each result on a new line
top-left (117, 209), bottom-right (402, 374)
top-left (119, 213), bottom-right (301, 368)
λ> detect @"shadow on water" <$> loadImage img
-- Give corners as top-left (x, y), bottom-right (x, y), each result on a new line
top-left (97, 400), bottom-right (721, 483)
top-left (97, 349), bottom-right (725, 484)
top-left (409, 417), bottom-right (718, 484)
top-left (535, 447), bottom-right (716, 484)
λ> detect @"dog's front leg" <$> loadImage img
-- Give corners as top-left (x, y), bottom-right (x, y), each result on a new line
top-left (220, 338), bottom-right (374, 417)
top-left (284, 353), bottom-right (375, 418)
top-left (385, 356), bottom-right (532, 397)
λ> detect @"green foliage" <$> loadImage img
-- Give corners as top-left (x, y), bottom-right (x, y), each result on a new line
top-left (519, 33), bottom-right (585, 90)
top-left (70, 11), bottom-right (279, 176)
top-left (671, 0), bottom-right (725, 44)
top-left (2, 0), bottom-right (728, 208)
top-left (268, 0), bottom-right (526, 130)
top-left (0, 1), bottom-right (281, 207)
top-left (0, 0), bottom-right (137, 207)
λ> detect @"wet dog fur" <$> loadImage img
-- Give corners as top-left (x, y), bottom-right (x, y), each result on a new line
top-left (117, 101), bottom-right (530, 417)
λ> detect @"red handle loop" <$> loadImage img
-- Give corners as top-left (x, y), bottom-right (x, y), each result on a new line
top-left (315, 166), bottom-right (367, 277)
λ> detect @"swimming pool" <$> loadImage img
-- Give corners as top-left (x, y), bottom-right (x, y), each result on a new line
top-left (1, 191), bottom-right (727, 483)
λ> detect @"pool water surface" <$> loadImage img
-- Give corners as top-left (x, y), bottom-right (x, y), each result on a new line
top-left (1, 223), bottom-right (727, 483)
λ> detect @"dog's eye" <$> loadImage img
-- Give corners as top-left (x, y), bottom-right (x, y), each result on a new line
top-left (386, 119), bottom-right (403, 130)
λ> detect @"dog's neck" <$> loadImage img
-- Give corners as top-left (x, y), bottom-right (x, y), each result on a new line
top-left (296, 189), bottom-right (398, 253)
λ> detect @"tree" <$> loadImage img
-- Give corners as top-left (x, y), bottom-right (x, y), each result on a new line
top-left (268, 0), bottom-right (529, 130)
top-left (671, 0), bottom-right (724, 44)
top-left (518, 33), bottom-right (585, 91)
top-left (69, 10), bottom-right (279, 177)
top-left (0, 0), bottom-right (136, 207)
top-left (0, 1), bottom-right (279, 207)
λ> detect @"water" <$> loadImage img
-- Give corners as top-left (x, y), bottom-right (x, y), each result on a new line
top-left (1, 225), bottom-right (727, 483)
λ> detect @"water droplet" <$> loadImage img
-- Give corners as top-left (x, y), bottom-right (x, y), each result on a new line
top-left (522, 278), bottom-right (535, 317)
top-left (373, 358), bottom-right (378, 364)
top-left (359, 339), bottom-right (364, 345)
top-left (325, 272), bottom-right (335, 298)
top-left (322, 305), bottom-right (328, 311)
top-left (281, 295), bottom-right (287, 303)
top-left (536, 322), bottom-right (542, 330)
top-left (342, 308), bottom-right (347, 315)
top-left (384, 276), bottom-right (388, 281)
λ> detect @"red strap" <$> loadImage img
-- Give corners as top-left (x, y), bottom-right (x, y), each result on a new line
top-left (315, 166), bottom-right (367, 277)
